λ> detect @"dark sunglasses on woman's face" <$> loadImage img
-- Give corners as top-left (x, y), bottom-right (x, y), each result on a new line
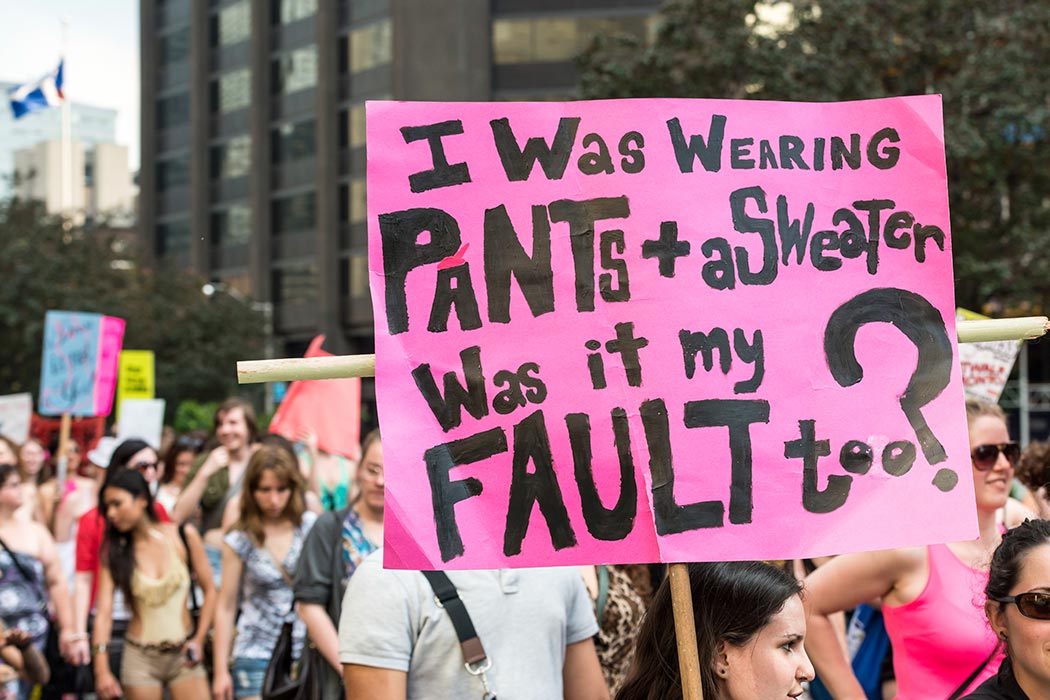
top-left (133, 461), bottom-right (159, 472)
top-left (992, 591), bottom-right (1050, 620)
top-left (970, 442), bottom-right (1020, 470)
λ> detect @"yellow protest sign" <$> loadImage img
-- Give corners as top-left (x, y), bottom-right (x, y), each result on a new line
top-left (116, 350), bottom-right (155, 418)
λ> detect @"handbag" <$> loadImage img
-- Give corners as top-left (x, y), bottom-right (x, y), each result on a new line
top-left (262, 547), bottom-right (320, 700)
top-left (262, 619), bottom-right (321, 700)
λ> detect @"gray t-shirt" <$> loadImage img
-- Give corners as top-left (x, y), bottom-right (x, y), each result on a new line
top-left (338, 550), bottom-right (598, 700)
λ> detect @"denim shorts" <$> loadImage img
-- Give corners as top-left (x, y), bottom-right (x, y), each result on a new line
top-left (232, 657), bottom-right (270, 698)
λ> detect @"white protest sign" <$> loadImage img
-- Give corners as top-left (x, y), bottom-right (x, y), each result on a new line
top-left (116, 398), bottom-right (166, 449)
top-left (0, 393), bottom-right (33, 444)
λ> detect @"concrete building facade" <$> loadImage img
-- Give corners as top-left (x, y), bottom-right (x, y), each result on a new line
top-left (13, 139), bottom-right (135, 221)
top-left (140, 0), bottom-right (661, 358)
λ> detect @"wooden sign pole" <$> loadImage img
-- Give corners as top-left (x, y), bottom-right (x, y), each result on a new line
top-left (234, 314), bottom-right (1048, 700)
top-left (56, 412), bottom-right (72, 490)
top-left (669, 563), bottom-right (705, 698)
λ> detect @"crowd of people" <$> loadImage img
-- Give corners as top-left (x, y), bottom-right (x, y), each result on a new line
top-left (0, 396), bottom-right (1048, 699)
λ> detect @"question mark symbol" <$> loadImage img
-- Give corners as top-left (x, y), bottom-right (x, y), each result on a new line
top-left (824, 288), bottom-right (958, 492)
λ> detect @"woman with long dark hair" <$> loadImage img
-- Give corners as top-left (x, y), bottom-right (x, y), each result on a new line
top-left (92, 470), bottom-right (214, 700)
top-left (212, 445), bottom-right (316, 700)
top-left (963, 518), bottom-right (1050, 699)
top-left (615, 561), bottom-right (813, 700)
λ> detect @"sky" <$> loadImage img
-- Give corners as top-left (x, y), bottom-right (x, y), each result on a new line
top-left (0, 0), bottom-right (140, 168)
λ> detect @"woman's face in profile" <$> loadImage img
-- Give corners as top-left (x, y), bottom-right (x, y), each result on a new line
top-left (719, 594), bottom-right (813, 700)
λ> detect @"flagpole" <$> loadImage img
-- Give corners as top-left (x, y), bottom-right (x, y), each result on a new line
top-left (60, 17), bottom-right (72, 220)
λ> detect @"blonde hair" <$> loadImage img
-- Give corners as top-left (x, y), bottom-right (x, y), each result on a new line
top-left (233, 444), bottom-right (306, 544)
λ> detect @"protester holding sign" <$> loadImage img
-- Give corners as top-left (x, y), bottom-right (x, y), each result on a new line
top-left (91, 470), bottom-right (214, 700)
top-left (964, 518), bottom-right (1050, 700)
top-left (615, 561), bottom-right (812, 700)
top-left (805, 399), bottom-right (1015, 699)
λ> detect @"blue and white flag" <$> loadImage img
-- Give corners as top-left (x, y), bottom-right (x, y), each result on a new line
top-left (8, 59), bottom-right (64, 120)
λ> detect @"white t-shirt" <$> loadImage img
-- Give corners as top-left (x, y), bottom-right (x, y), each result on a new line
top-left (338, 550), bottom-right (598, 700)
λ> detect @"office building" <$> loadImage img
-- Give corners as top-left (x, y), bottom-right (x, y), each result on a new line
top-left (140, 0), bottom-right (662, 358)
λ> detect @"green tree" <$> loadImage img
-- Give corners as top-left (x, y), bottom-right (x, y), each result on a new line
top-left (0, 197), bottom-right (266, 419)
top-left (580, 0), bottom-right (1050, 313)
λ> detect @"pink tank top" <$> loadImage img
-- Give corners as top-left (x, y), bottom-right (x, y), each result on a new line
top-left (881, 543), bottom-right (1003, 700)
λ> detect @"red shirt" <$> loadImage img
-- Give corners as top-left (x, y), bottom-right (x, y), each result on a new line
top-left (75, 502), bottom-right (170, 607)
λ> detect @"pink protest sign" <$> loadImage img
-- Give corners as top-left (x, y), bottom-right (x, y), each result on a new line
top-left (39, 311), bottom-right (126, 417)
top-left (368, 96), bottom-right (973, 570)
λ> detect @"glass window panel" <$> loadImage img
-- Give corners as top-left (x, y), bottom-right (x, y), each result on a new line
top-left (157, 153), bottom-right (189, 190)
top-left (349, 179), bottom-right (366, 223)
top-left (213, 69), bottom-right (251, 113)
top-left (273, 46), bottom-right (317, 95)
top-left (349, 0), bottom-right (388, 22)
top-left (272, 120), bottom-right (315, 163)
top-left (349, 19), bottom-right (392, 73)
top-left (217, 2), bottom-right (251, 46)
top-left (350, 103), bottom-right (366, 147)
top-left (159, 27), bottom-right (190, 66)
top-left (273, 191), bottom-right (316, 234)
top-left (212, 204), bottom-right (252, 247)
top-left (349, 254), bottom-right (369, 298)
top-left (157, 92), bottom-right (189, 129)
top-left (210, 135), bottom-right (251, 180)
top-left (157, 218), bottom-right (190, 258)
top-left (533, 18), bottom-right (578, 62)
top-left (273, 264), bottom-right (318, 304)
top-left (277, 0), bottom-right (316, 24)
top-left (492, 18), bottom-right (533, 64)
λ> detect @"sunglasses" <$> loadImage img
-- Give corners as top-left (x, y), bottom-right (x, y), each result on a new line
top-left (133, 461), bottom-right (159, 472)
top-left (970, 442), bottom-right (1020, 470)
top-left (992, 591), bottom-right (1050, 620)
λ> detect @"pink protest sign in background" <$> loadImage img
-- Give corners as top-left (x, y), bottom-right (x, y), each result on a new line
top-left (368, 96), bottom-right (973, 570)
top-left (39, 311), bottom-right (126, 417)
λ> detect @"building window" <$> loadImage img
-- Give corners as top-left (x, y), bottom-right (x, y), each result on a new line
top-left (492, 15), bottom-right (650, 64)
top-left (348, 254), bottom-right (369, 298)
top-left (350, 103), bottom-right (366, 147)
top-left (159, 27), bottom-right (190, 66)
top-left (157, 92), bottom-right (189, 129)
top-left (84, 151), bottom-right (96, 188)
top-left (273, 264), bottom-right (318, 304)
top-left (273, 191), bottom-right (316, 234)
top-left (272, 46), bottom-right (317, 95)
top-left (212, 1), bottom-right (251, 47)
top-left (212, 204), bottom-right (252, 247)
top-left (157, 218), bottom-right (190, 258)
top-left (210, 135), bottom-right (251, 180)
top-left (157, 153), bottom-right (190, 190)
top-left (211, 69), bottom-right (251, 113)
top-left (349, 179), bottom-right (366, 223)
top-left (349, 19), bottom-right (391, 73)
top-left (349, 0), bottom-right (388, 23)
top-left (274, 0), bottom-right (316, 24)
top-left (272, 120), bottom-right (315, 164)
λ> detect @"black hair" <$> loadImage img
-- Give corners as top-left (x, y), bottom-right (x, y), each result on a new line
top-left (616, 561), bottom-right (803, 700)
top-left (108, 439), bottom-right (153, 471)
top-left (986, 519), bottom-right (1050, 604)
top-left (101, 469), bottom-right (159, 609)
top-left (0, 463), bottom-right (18, 489)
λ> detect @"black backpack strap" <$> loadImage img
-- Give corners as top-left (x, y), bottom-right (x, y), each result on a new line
top-left (420, 570), bottom-right (487, 667)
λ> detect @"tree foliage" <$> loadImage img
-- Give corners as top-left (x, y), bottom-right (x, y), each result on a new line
top-left (0, 197), bottom-right (266, 418)
top-left (579, 0), bottom-right (1050, 313)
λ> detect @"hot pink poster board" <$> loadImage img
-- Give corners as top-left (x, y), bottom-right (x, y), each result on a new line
top-left (368, 96), bottom-right (973, 570)
top-left (269, 335), bottom-right (362, 458)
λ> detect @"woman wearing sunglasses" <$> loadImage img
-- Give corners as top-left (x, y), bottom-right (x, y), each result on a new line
top-left (804, 399), bottom-right (1016, 700)
top-left (963, 518), bottom-right (1050, 699)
